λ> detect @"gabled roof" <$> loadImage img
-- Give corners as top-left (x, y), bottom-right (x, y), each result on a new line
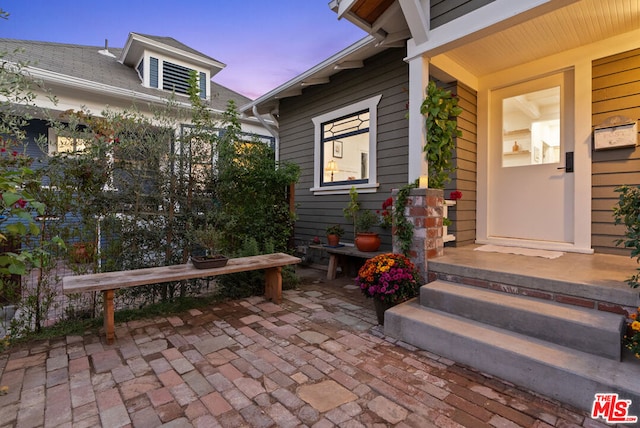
top-left (119, 33), bottom-right (226, 77)
top-left (241, 34), bottom-right (397, 116)
top-left (0, 38), bottom-right (250, 113)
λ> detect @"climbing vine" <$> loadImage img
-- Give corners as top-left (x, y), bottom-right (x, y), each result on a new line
top-left (393, 180), bottom-right (418, 256)
top-left (420, 81), bottom-right (462, 189)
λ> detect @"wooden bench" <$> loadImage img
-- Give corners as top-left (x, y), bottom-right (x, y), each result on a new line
top-left (324, 245), bottom-right (386, 280)
top-left (63, 253), bottom-right (301, 344)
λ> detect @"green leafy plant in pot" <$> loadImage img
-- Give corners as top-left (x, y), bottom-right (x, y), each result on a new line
top-left (191, 226), bottom-right (228, 269)
top-left (355, 210), bottom-right (381, 252)
top-left (325, 224), bottom-right (344, 247)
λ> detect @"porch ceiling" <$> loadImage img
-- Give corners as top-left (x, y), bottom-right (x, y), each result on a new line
top-left (342, 0), bottom-right (640, 77)
top-left (443, 0), bottom-right (640, 78)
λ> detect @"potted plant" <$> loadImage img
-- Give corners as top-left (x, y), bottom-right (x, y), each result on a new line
top-left (325, 224), bottom-right (344, 247)
top-left (355, 253), bottom-right (420, 324)
top-left (343, 186), bottom-right (360, 242)
top-left (69, 241), bottom-right (96, 264)
top-left (191, 225), bottom-right (228, 269)
top-left (355, 209), bottom-right (381, 252)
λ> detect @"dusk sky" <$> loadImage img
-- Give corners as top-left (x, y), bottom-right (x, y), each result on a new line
top-left (1, 1), bottom-right (366, 100)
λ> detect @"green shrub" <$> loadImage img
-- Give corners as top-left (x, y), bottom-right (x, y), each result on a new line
top-left (613, 185), bottom-right (640, 288)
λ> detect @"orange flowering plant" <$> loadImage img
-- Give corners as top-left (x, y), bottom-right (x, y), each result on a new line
top-left (625, 307), bottom-right (640, 359)
top-left (355, 253), bottom-right (420, 305)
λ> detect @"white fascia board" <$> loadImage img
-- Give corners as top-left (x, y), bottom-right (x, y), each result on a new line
top-left (13, 64), bottom-right (272, 130)
top-left (26, 66), bottom-right (190, 107)
top-left (336, 0), bottom-right (358, 19)
top-left (406, 0), bottom-right (579, 60)
top-left (241, 35), bottom-right (376, 115)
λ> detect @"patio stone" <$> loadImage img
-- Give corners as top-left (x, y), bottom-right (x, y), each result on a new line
top-left (138, 339), bottom-right (168, 356)
top-left (0, 267), bottom-right (602, 427)
top-left (298, 380), bottom-right (357, 412)
top-left (99, 403), bottom-right (130, 427)
top-left (200, 391), bottom-right (232, 416)
top-left (193, 335), bottom-right (235, 355)
top-left (233, 377), bottom-right (265, 399)
top-left (297, 330), bottom-right (329, 345)
top-left (45, 354), bottom-right (67, 372)
top-left (130, 405), bottom-right (162, 428)
top-left (367, 395), bottom-right (408, 424)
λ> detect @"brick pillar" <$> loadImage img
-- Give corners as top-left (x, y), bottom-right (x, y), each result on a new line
top-left (392, 188), bottom-right (444, 282)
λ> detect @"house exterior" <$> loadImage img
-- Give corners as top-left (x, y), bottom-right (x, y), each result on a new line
top-left (242, 0), bottom-right (640, 257)
top-left (1, 32), bottom-right (274, 160)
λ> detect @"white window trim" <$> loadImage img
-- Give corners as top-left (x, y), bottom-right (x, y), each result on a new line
top-left (310, 95), bottom-right (382, 195)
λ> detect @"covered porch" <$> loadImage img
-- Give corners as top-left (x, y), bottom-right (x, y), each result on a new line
top-left (429, 244), bottom-right (640, 312)
top-left (386, 244), bottom-right (640, 413)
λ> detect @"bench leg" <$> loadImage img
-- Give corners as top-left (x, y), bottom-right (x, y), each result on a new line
top-left (327, 254), bottom-right (339, 280)
top-left (264, 267), bottom-right (282, 304)
top-left (103, 289), bottom-right (115, 345)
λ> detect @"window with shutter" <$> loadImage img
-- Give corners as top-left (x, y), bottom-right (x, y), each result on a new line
top-left (150, 57), bottom-right (159, 88)
top-left (199, 71), bottom-right (207, 99)
top-left (163, 61), bottom-right (191, 95)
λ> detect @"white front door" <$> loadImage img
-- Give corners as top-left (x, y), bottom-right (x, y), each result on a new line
top-left (487, 71), bottom-right (575, 247)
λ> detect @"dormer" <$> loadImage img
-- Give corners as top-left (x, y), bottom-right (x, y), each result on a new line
top-left (119, 32), bottom-right (225, 100)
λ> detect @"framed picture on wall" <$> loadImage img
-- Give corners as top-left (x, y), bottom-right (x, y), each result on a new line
top-left (333, 140), bottom-right (343, 158)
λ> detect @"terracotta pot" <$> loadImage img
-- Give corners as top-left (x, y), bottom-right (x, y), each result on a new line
top-left (326, 234), bottom-right (340, 246)
top-left (355, 232), bottom-right (381, 252)
top-left (70, 242), bottom-right (94, 264)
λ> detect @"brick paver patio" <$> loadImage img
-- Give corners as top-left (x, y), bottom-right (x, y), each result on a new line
top-left (0, 267), bottom-right (605, 427)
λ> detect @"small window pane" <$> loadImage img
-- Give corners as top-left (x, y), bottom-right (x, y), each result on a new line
top-left (321, 111), bottom-right (369, 185)
top-left (502, 86), bottom-right (560, 167)
top-left (57, 135), bottom-right (87, 153)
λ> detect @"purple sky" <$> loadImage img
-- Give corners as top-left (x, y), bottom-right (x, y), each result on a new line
top-left (1, 1), bottom-right (365, 100)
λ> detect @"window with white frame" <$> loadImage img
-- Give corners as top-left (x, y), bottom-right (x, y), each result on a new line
top-left (48, 128), bottom-right (89, 155)
top-left (311, 95), bottom-right (381, 194)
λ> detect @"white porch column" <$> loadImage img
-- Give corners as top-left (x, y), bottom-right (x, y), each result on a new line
top-left (407, 55), bottom-right (430, 185)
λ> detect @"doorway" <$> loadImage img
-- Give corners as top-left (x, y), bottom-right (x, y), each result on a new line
top-left (487, 71), bottom-right (575, 246)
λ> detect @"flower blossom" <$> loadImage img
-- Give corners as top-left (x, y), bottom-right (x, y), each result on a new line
top-left (449, 190), bottom-right (463, 200)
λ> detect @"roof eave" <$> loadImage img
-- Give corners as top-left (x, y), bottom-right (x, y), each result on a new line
top-left (119, 33), bottom-right (226, 76)
top-left (27, 64), bottom-right (269, 127)
top-left (241, 35), bottom-right (377, 116)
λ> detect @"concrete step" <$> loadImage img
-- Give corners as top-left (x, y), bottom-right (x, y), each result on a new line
top-left (421, 280), bottom-right (625, 360)
top-left (384, 299), bottom-right (640, 413)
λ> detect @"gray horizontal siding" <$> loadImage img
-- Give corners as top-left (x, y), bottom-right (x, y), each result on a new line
top-left (430, 0), bottom-right (494, 29)
top-left (591, 47), bottom-right (640, 254)
top-left (279, 48), bottom-right (409, 249)
top-left (445, 81), bottom-right (477, 247)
